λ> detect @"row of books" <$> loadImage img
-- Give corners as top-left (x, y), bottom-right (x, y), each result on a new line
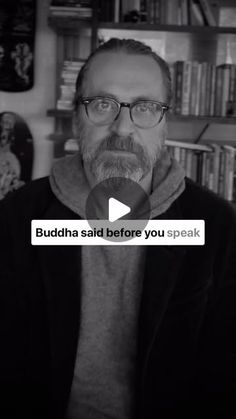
top-left (171, 61), bottom-right (236, 117)
top-left (50, 0), bottom-right (92, 18)
top-left (98, 0), bottom-right (219, 26)
top-left (63, 138), bottom-right (236, 202)
top-left (56, 59), bottom-right (236, 118)
top-left (166, 140), bottom-right (236, 201)
top-left (57, 60), bottom-right (84, 110)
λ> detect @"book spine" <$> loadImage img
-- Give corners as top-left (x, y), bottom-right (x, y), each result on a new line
top-left (198, 0), bottom-right (216, 25)
top-left (209, 64), bottom-right (216, 116)
top-left (114, 0), bottom-right (120, 22)
top-left (210, 144), bottom-right (220, 194)
top-left (174, 61), bottom-right (184, 114)
top-left (222, 146), bottom-right (235, 201)
top-left (179, 148), bottom-right (187, 173)
top-left (214, 66), bottom-right (223, 116)
top-left (189, 0), bottom-right (205, 25)
top-left (189, 61), bottom-right (199, 115)
top-left (205, 63), bottom-right (212, 115)
top-left (174, 146), bottom-right (181, 163)
top-left (185, 149), bottom-right (193, 178)
top-left (166, 0), bottom-right (180, 24)
top-left (181, 61), bottom-right (192, 115)
top-left (196, 151), bottom-right (204, 184)
top-left (199, 62), bottom-right (208, 116)
top-left (154, 0), bottom-right (162, 24)
top-left (160, 0), bottom-right (167, 23)
top-left (191, 152), bottom-right (198, 182)
top-left (218, 148), bottom-right (225, 197)
top-left (194, 63), bottom-right (202, 115)
top-left (204, 152), bottom-right (211, 188)
top-left (219, 64), bottom-right (231, 117)
top-left (229, 64), bottom-right (236, 102)
top-left (207, 152), bottom-right (214, 191)
top-left (180, 0), bottom-right (188, 25)
top-left (201, 151), bottom-right (207, 186)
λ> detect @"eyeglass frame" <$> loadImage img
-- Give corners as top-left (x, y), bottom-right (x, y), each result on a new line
top-left (77, 96), bottom-right (170, 128)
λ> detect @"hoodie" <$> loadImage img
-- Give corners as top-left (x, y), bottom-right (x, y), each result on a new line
top-left (50, 149), bottom-right (185, 419)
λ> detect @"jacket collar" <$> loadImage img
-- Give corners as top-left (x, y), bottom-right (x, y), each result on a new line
top-left (137, 197), bottom-right (186, 382)
top-left (37, 201), bottom-right (81, 416)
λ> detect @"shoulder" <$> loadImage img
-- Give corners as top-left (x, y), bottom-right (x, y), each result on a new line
top-left (179, 178), bottom-right (236, 224)
top-left (177, 179), bottom-right (236, 254)
top-left (0, 177), bottom-right (54, 220)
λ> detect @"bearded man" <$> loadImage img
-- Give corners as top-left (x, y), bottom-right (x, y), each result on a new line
top-left (0, 38), bottom-right (236, 419)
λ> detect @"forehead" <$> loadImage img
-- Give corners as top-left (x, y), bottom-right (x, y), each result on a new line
top-left (84, 51), bottom-right (165, 101)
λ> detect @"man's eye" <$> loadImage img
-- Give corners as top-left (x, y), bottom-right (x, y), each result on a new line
top-left (135, 103), bottom-right (155, 113)
top-left (94, 100), bottom-right (112, 112)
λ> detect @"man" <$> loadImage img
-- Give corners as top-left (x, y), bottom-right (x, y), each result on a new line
top-left (0, 38), bottom-right (236, 419)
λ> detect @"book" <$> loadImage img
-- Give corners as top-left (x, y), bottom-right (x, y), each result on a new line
top-left (218, 148), bottom-right (225, 197)
top-left (185, 149), bottom-right (193, 178)
top-left (114, 0), bottom-right (120, 22)
top-left (148, 0), bottom-right (161, 24)
top-left (180, 147), bottom-right (187, 172)
top-left (198, 0), bottom-right (217, 26)
top-left (209, 144), bottom-right (221, 194)
top-left (205, 63), bottom-right (212, 115)
top-left (220, 64), bottom-right (231, 117)
top-left (174, 61), bottom-right (184, 114)
top-left (219, 6), bottom-right (236, 28)
top-left (189, 0), bottom-right (205, 26)
top-left (180, 0), bottom-right (188, 25)
top-left (214, 66), bottom-right (223, 116)
top-left (209, 64), bottom-right (216, 116)
top-left (181, 61), bottom-right (192, 115)
top-left (189, 61), bottom-right (199, 115)
top-left (222, 145), bottom-right (236, 201)
top-left (229, 64), bottom-right (236, 102)
top-left (194, 62), bottom-right (202, 115)
top-left (160, 0), bottom-right (167, 24)
top-left (199, 62), bottom-right (208, 116)
top-left (166, 0), bottom-right (180, 25)
top-left (122, 0), bottom-right (140, 16)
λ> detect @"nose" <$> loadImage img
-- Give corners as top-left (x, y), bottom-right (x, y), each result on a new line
top-left (110, 106), bottom-right (135, 136)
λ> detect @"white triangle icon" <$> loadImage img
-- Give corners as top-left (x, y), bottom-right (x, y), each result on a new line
top-left (108, 197), bottom-right (131, 222)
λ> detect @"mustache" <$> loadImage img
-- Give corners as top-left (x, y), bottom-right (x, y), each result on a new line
top-left (95, 135), bottom-right (144, 155)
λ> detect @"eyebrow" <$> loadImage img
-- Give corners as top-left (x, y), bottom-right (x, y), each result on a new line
top-left (89, 91), bottom-right (159, 102)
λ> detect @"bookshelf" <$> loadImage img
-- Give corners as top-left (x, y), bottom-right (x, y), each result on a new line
top-left (98, 22), bottom-right (236, 34)
top-left (47, 0), bottom-right (236, 202)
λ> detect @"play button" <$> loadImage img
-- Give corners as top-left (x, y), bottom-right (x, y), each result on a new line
top-left (109, 198), bottom-right (131, 222)
top-left (85, 177), bottom-right (151, 242)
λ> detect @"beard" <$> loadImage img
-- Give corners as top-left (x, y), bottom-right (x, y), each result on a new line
top-left (77, 122), bottom-right (163, 183)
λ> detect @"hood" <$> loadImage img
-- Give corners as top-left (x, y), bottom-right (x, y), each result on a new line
top-left (49, 149), bottom-right (185, 220)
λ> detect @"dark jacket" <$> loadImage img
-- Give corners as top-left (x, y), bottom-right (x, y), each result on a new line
top-left (0, 177), bottom-right (236, 419)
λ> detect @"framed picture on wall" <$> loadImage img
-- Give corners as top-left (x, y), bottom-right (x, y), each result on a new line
top-left (0, 0), bottom-right (36, 92)
top-left (0, 111), bottom-right (34, 200)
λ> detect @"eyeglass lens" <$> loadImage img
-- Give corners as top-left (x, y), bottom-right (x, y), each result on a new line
top-left (86, 98), bottom-right (163, 128)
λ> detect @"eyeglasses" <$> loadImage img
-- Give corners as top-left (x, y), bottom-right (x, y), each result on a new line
top-left (78, 96), bottom-right (169, 129)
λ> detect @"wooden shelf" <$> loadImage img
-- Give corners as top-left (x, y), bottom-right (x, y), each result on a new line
top-left (48, 15), bottom-right (91, 32)
top-left (48, 16), bottom-right (236, 34)
top-left (168, 114), bottom-right (236, 124)
top-left (47, 109), bottom-right (236, 124)
top-left (47, 109), bottom-right (72, 118)
top-left (98, 23), bottom-right (236, 34)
